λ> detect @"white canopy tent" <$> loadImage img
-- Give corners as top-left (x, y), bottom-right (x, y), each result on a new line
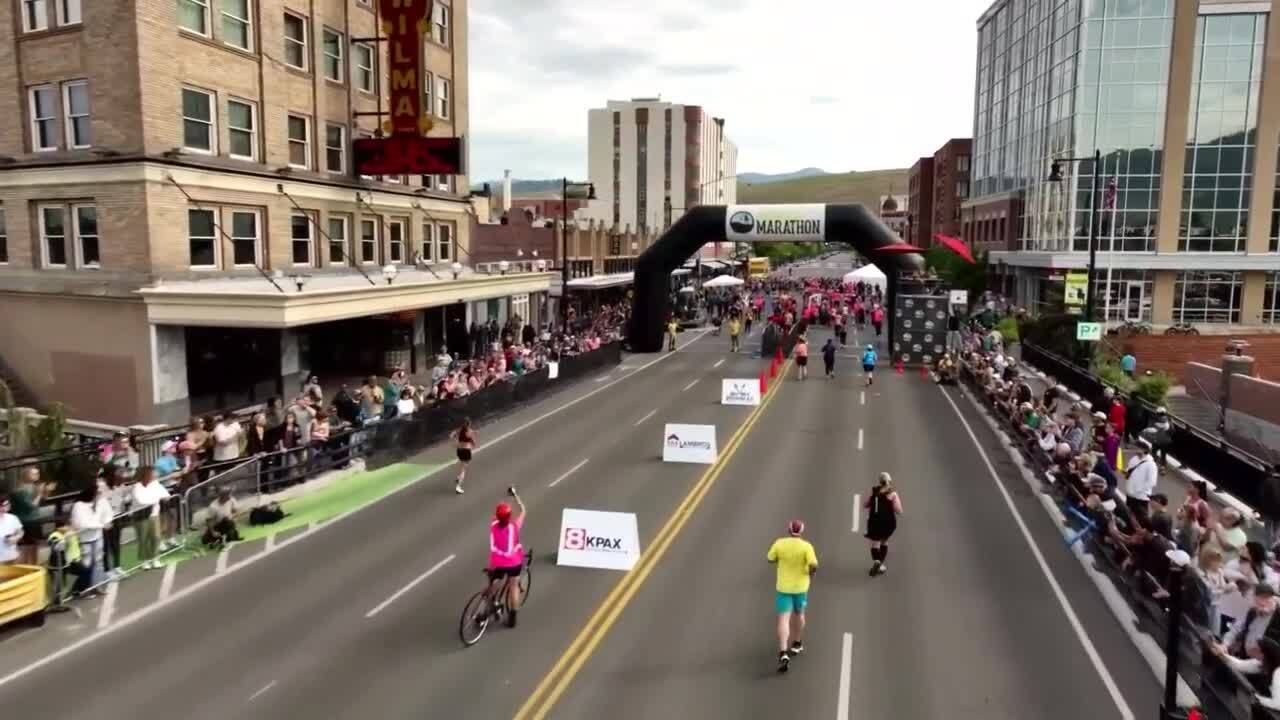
top-left (843, 264), bottom-right (887, 289)
top-left (703, 275), bottom-right (745, 288)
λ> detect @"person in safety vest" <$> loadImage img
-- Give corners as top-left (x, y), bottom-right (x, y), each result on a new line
top-left (487, 488), bottom-right (527, 627)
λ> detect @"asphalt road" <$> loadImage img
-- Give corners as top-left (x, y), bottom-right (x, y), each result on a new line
top-left (2, 277), bottom-right (1166, 719)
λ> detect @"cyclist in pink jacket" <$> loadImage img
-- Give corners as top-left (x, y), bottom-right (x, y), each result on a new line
top-left (487, 488), bottom-right (527, 626)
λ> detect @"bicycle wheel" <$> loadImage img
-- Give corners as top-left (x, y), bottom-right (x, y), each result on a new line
top-left (459, 591), bottom-right (492, 647)
top-left (517, 561), bottom-right (532, 607)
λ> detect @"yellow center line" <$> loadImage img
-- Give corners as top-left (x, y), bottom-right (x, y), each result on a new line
top-left (512, 360), bottom-right (793, 720)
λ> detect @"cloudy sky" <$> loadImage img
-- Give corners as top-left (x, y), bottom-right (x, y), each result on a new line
top-left (467, 0), bottom-right (993, 183)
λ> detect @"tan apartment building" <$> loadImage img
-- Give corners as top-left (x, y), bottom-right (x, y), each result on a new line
top-left (968, 0), bottom-right (1280, 328)
top-left (0, 0), bottom-right (554, 425)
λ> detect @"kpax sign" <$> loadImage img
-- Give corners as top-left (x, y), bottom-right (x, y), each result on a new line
top-left (378, 0), bottom-right (431, 137)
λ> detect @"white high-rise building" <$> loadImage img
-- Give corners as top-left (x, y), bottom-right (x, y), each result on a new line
top-left (585, 98), bottom-right (737, 234)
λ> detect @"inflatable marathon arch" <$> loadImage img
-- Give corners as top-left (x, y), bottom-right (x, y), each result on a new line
top-left (628, 203), bottom-right (925, 353)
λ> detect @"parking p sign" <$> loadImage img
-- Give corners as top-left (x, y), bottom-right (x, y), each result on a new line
top-left (1076, 321), bottom-right (1103, 342)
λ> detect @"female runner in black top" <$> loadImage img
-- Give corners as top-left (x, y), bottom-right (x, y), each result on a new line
top-left (453, 417), bottom-right (476, 494)
top-left (863, 472), bottom-right (903, 576)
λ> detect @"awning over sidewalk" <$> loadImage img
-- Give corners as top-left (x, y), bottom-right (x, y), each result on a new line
top-left (566, 271), bottom-right (635, 289)
top-left (139, 268), bottom-right (553, 328)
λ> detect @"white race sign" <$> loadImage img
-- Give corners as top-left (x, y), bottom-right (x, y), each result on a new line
top-left (949, 289), bottom-right (969, 306)
top-left (547, 361), bottom-right (560, 379)
top-left (662, 423), bottom-right (718, 464)
top-left (721, 379), bottom-right (761, 406)
top-left (726, 204), bottom-right (825, 243)
top-left (556, 508), bottom-right (642, 571)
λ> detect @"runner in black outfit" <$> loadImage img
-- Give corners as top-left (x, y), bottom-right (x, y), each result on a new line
top-left (863, 472), bottom-right (903, 576)
top-left (453, 417), bottom-right (476, 494)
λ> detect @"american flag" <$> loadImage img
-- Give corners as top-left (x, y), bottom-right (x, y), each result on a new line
top-left (1102, 176), bottom-right (1118, 210)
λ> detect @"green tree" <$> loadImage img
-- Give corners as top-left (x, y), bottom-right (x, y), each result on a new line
top-left (925, 246), bottom-right (989, 300)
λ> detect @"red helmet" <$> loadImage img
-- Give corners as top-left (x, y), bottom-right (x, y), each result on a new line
top-left (495, 502), bottom-right (512, 521)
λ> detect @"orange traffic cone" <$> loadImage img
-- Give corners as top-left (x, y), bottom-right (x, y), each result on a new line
top-left (769, 360), bottom-right (778, 379)
top-left (919, 366), bottom-right (928, 379)
top-left (775, 348), bottom-right (784, 363)
top-left (759, 372), bottom-right (767, 394)
top-left (894, 359), bottom-right (904, 375)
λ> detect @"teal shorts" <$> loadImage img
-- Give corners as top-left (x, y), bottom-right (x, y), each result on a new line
top-left (775, 591), bottom-right (808, 614)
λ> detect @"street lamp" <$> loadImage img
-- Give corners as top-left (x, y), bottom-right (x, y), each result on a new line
top-left (1046, 149), bottom-right (1102, 320)
top-left (561, 178), bottom-right (597, 328)
top-left (450, 261), bottom-right (462, 279)
top-left (381, 264), bottom-right (398, 285)
top-left (1161, 548), bottom-right (1193, 720)
top-left (290, 274), bottom-right (310, 292)
top-left (498, 259), bottom-right (510, 276)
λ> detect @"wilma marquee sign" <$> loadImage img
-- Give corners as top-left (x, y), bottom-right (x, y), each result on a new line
top-left (353, 0), bottom-right (463, 176)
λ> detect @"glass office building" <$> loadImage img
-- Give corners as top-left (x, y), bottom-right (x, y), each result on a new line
top-left (969, 0), bottom-right (1280, 326)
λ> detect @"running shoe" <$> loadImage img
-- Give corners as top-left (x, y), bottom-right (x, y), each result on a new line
top-left (777, 653), bottom-right (790, 673)
top-left (789, 641), bottom-right (804, 657)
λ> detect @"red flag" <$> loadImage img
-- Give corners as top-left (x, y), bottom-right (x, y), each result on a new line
top-left (933, 233), bottom-right (976, 264)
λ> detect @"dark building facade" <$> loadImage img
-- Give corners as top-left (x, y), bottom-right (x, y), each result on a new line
top-left (907, 157), bottom-right (934, 248)
top-left (932, 138), bottom-right (972, 240)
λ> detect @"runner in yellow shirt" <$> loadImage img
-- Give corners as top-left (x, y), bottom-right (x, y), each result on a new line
top-left (728, 316), bottom-right (742, 353)
top-left (767, 519), bottom-right (818, 673)
top-left (666, 318), bottom-right (679, 352)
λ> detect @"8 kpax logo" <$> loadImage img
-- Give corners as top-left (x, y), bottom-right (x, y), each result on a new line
top-left (563, 527), bottom-right (625, 552)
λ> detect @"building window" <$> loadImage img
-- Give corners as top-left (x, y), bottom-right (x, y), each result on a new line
top-left (220, 0), bottom-right (251, 50)
top-left (283, 12), bottom-right (308, 70)
top-left (322, 29), bottom-right (343, 82)
top-left (1173, 270), bottom-right (1243, 324)
top-left (957, 155), bottom-right (970, 173)
top-left (28, 85), bottom-right (57, 152)
top-left (188, 208), bottom-right (217, 268)
top-left (433, 3), bottom-right (449, 45)
top-left (229, 209), bottom-right (259, 266)
top-left (1179, 14), bottom-right (1265, 253)
top-left (39, 206), bottom-right (66, 267)
top-left (419, 223), bottom-right (434, 262)
top-left (287, 114), bottom-right (310, 169)
top-left (354, 43), bottom-right (374, 92)
top-left (177, 0), bottom-right (209, 35)
top-left (1265, 272), bottom-right (1279, 324)
top-left (423, 71), bottom-right (433, 116)
top-left (324, 123), bottom-right (345, 173)
top-left (22, 0), bottom-right (48, 31)
top-left (62, 81), bottom-right (90, 149)
top-left (182, 87), bottom-right (216, 153)
top-left (290, 212), bottom-right (313, 265)
top-left (436, 175), bottom-right (451, 192)
top-left (0, 208), bottom-right (7, 264)
top-left (73, 204), bottom-right (98, 268)
top-left (227, 99), bottom-right (256, 160)
top-left (437, 222), bottom-right (452, 261)
top-left (436, 77), bottom-right (450, 119)
top-left (56, 0), bottom-right (80, 26)
top-left (956, 180), bottom-right (969, 199)
top-left (388, 218), bottom-right (406, 263)
top-left (327, 216), bottom-right (348, 264)
top-left (359, 218), bottom-right (378, 263)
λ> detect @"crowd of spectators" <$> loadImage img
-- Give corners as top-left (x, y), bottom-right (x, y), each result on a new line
top-left (962, 323), bottom-right (1280, 714)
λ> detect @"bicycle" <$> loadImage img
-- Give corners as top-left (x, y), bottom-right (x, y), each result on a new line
top-left (1164, 323), bottom-right (1200, 336)
top-left (459, 547), bottom-right (533, 647)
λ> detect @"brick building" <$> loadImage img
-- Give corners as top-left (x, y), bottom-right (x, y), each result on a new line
top-left (907, 157), bottom-right (934, 248)
top-left (0, 0), bottom-right (555, 425)
top-left (931, 138), bottom-right (971, 239)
